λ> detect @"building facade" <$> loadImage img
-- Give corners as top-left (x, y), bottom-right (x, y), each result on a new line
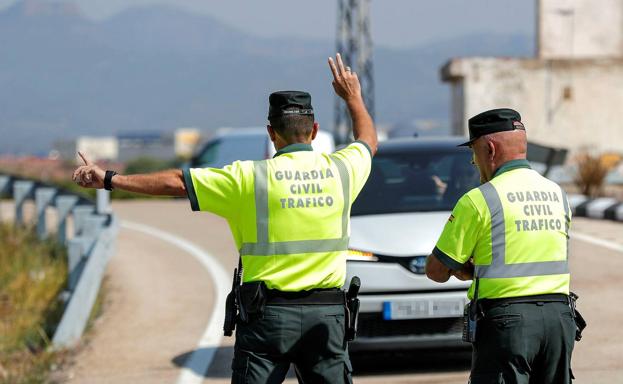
top-left (442, 0), bottom-right (623, 155)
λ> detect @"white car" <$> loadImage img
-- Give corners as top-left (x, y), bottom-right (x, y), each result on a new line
top-left (346, 137), bottom-right (481, 351)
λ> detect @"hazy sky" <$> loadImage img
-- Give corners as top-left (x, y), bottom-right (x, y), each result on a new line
top-left (0, 0), bottom-right (535, 48)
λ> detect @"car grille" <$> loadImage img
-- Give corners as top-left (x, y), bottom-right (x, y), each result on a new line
top-left (357, 313), bottom-right (463, 338)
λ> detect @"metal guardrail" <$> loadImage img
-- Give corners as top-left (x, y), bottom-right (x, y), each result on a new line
top-left (0, 174), bottom-right (119, 348)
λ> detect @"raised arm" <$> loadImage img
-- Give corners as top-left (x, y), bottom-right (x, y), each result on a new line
top-left (72, 152), bottom-right (187, 196)
top-left (328, 53), bottom-right (378, 155)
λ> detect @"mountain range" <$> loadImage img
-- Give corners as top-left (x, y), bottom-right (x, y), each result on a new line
top-left (0, 0), bottom-right (533, 154)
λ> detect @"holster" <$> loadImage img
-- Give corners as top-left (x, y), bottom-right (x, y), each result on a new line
top-left (345, 277), bottom-right (361, 342)
top-left (569, 292), bottom-right (587, 341)
top-left (462, 278), bottom-right (481, 343)
top-left (238, 281), bottom-right (267, 318)
top-left (223, 267), bottom-right (240, 337)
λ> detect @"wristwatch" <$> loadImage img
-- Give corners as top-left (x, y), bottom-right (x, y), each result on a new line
top-left (104, 170), bottom-right (117, 191)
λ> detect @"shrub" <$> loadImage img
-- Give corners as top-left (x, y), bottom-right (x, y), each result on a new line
top-left (573, 152), bottom-right (620, 197)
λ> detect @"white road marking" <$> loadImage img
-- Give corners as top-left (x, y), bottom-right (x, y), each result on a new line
top-left (121, 221), bottom-right (230, 384)
top-left (572, 231), bottom-right (623, 253)
top-left (116, 221), bottom-right (619, 383)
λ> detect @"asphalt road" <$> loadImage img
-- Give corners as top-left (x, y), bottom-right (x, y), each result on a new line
top-left (64, 200), bottom-right (623, 383)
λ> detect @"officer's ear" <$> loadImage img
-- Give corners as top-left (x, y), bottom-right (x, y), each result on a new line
top-left (310, 122), bottom-right (319, 140)
top-left (267, 125), bottom-right (277, 142)
top-left (487, 140), bottom-right (496, 160)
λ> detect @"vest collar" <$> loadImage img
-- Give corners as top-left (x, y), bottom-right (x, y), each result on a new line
top-left (274, 143), bottom-right (313, 158)
top-left (493, 159), bottom-right (532, 178)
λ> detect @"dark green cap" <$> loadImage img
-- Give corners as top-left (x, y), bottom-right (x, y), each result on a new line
top-left (268, 90), bottom-right (314, 118)
top-left (459, 108), bottom-right (525, 146)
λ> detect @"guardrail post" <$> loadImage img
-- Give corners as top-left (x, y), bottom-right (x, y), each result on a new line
top-left (0, 175), bottom-right (11, 221)
top-left (66, 214), bottom-right (107, 290)
top-left (72, 205), bottom-right (95, 236)
top-left (55, 195), bottom-right (79, 245)
top-left (83, 215), bottom-right (109, 239)
top-left (98, 216), bottom-right (119, 265)
top-left (13, 181), bottom-right (34, 226)
top-left (68, 215), bottom-right (109, 291)
top-left (96, 189), bottom-right (111, 214)
top-left (0, 176), bottom-right (10, 196)
top-left (35, 187), bottom-right (57, 240)
top-left (67, 237), bottom-right (88, 292)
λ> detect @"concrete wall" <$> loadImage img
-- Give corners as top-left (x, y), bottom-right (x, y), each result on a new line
top-left (538, 0), bottom-right (623, 59)
top-left (441, 57), bottom-right (623, 155)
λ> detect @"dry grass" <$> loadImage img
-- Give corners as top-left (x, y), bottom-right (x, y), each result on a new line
top-left (0, 224), bottom-right (67, 384)
top-left (573, 152), bottom-right (621, 198)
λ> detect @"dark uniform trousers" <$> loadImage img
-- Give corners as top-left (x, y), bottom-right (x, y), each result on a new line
top-left (470, 301), bottom-right (576, 384)
top-left (232, 304), bottom-right (353, 384)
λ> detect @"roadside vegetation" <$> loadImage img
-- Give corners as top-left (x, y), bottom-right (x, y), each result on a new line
top-left (0, 224), bottom-right (67, 383)
top-left (574, 151), bottom-right (621, 198)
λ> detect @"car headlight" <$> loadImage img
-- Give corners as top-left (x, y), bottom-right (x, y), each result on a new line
top-left (347, 249), bottom-right (378, 262)
top-left (406, 256), bottom-right (428, 274)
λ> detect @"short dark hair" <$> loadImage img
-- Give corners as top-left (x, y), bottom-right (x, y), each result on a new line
top-left (269, 107), bottom-right (314, 141)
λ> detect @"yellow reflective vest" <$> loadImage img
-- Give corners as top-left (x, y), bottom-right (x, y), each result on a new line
top-left (433, 160), bottom-right (571, 299)
top-left (184, 141), bottom-right (372, 291)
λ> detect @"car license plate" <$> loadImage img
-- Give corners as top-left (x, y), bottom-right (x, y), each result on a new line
top-left (383, 298), bottom-right (466, 320)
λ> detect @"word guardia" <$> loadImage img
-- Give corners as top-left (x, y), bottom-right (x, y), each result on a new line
top-left (506, 190), bottom-right (564, 232)
top-left (275, 168), bottom-right (336, 209)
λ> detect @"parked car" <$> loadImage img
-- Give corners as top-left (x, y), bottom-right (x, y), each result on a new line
top-left (189, 127), bottom-right (335, 168)
top-left (346, 137), bottom-right (481, 351)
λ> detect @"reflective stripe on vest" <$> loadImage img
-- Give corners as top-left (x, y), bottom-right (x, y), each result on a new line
top-left (560, 184), bottom-right (571, 262)
top-left (474, 182), bottom-right (569, 279)
top-left (239, 156), bottom-right (351, 256)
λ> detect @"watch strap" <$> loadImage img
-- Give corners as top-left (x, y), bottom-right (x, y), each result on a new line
top-left (104, 170), bottom-right (117, 191)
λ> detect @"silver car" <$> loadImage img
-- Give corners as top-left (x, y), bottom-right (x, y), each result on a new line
top-left (346, 137), bottom-right (480, 351)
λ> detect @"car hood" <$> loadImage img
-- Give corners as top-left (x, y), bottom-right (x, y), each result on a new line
top-left (349, 211), bottom-right (450, 256)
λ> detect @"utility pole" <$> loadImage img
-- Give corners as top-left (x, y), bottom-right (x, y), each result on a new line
top-left (334, 0), bottom-right (375, 145)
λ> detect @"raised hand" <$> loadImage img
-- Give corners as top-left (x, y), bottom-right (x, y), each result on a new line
top-left (72, 152), bottom-right (105, 189)
top-left (328, 53), bottom-right (362, 103)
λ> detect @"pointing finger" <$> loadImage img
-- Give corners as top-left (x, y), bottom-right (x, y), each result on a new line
top-left (78, 151), bottom-right (92, 166)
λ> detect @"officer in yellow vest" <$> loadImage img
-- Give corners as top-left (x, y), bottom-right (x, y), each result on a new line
top-left (72, 53), bottom-right (377, 383)
top-left (425, 109), bottom-right (578, 384)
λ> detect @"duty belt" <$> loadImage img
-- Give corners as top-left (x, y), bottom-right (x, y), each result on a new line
top-left (265, 288), bottom-right (345, 305)
top-left (479, 293), bottom-right (569, 311)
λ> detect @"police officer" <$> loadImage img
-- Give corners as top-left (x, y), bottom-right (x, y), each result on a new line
top-left (425, 109), bottom-right (577, 384)
top-left (72, 53), bottom-right (377, 383)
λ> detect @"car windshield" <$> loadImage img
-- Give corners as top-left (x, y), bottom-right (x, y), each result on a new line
top-left (351, 149), bottom-right (480, 216)
top-left (195, 135), bottom-right (267, 168)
